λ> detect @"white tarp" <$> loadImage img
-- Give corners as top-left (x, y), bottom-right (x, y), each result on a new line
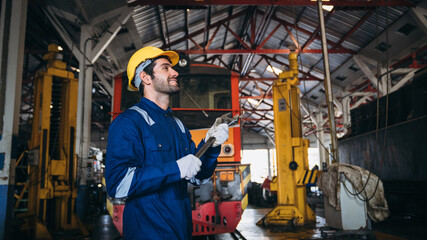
top-left (318, 163), bottom-right (389, 222)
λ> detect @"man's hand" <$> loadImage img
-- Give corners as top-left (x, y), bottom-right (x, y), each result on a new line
top-left (205, 123), bottom-right (229, 147)
top-left (176, 154), bottom-right (202, 180)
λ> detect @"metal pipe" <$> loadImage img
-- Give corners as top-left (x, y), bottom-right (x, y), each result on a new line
top-left (76, 36), bottom-right (95, 186)
top-left (317, 0), bottom-right (339, 163)
top-left (316, 110), bottom-right (326, 167)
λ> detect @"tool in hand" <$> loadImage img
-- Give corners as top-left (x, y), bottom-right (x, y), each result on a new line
top-left (195, 112), bottom-right (240, 158)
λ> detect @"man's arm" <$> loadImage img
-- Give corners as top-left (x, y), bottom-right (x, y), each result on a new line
top-left (184, 130), bottom-right (221, 185)
top-left (105, 113), bottom-right (181, 199)
top-left (195, 139), bottom-right (221, 181)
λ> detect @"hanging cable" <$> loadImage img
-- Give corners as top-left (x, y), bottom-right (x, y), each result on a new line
top-left (290, 1), bottom-right (316, 137)
top-left (342, 0), bottom-right (392, 203)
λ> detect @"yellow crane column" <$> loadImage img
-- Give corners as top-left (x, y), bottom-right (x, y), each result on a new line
top-left (259, 52), bottom-right (315, 226)
top-left (23, 43), bottom-right (84, 238)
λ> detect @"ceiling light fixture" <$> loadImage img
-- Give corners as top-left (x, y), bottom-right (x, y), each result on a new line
top-left (322, 5), bottom-right (334, 11)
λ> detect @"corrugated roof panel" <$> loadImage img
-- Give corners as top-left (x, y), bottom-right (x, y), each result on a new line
top-left (133, 5), bottom-right (164, 46)
top-left (342, 6), bottom-right (409, 51)
top-left (276, 5), bottom-right (307, 24)
top-left (163, 8), bottom-right (185, 35)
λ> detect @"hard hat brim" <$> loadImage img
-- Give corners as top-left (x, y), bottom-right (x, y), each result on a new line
top-left (159, 50), bottom-right (179, 66)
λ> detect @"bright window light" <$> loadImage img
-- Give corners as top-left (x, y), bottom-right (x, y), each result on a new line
top-left (71, 66), bottom-right (80, 72)
top-left (266, 65), bottom-right (283, 75)
top-left (247, 98), bottom-right (259, 105)
top-left (322, 5), bottom-right (334, 11)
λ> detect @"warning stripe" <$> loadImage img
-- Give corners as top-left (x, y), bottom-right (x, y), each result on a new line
top-left (239, 164), bottom-right (251, 210)
top-left (297, 170), bottom-right (318, 185)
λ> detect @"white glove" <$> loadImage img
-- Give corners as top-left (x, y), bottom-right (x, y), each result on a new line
top-left (176, 154), bottom-right (202, 180)
top-left (205, 123), bottom-right (229, 147)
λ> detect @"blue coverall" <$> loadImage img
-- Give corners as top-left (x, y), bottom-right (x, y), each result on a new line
top-left (105, 97), bottom-right (220, 239)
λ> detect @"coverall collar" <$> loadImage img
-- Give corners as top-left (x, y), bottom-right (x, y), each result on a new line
top-left (140, 97), bottom-right (173, 115)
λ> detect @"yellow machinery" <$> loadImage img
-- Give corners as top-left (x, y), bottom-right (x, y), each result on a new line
top-left (18, 43), bottom-right (85, 238)
top-left (259, 52), bottom-right (315, 226)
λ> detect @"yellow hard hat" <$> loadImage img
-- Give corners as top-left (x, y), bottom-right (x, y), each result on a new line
top-left (127, 46), bottom-right (179, 91)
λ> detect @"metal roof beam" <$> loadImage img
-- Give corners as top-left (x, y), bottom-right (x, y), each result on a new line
top-left (93, 69), bottom-right (112, 95)
top-left (178, 48), bottom-right (354, 54)
top-left (184, 9), bottom-right (189, 49)
top-left (301, 103), bottom-right (317, 124)
top-left (90, 7), bottom-right (132, 63)
top-left (390, 69), bottom-right (416, 93)
top-left (270, 13), bottom-right (356, 54)
top-left (390, 43), bottom-right (427, 69)
top-left (261, 55), bottom-right (323, 81)
top-left (246, 111), bottom-right (274, 121)
top-left (203, 6), bottom-right (212, 49)
top-left (257, 22), bottom-right (281, 50)
top-left (44, 7), bottom-right (82, 59)
top-left (410, 3), bottom-right (427, 34)
top-left (156, 6), bottom-right (168, 47)
top-left (221, 6), bottom-right (233, 50)
top-left (242, 117), bottom-right (273, 121)
top-left (90, 6), bottom-right (130, 26)
top-left (229, 7), bottom-right (255, 70)
top-left (128, 0), bottom-right (414, 7)
top-left (350, 92), bottom-right (375, 110)
top-left (332, 9), bottom-right (374, 49)
top-left (302, 8), bottom-right (336, 50)
top-left (241, 6), bottom-right (276, 76)
top-left (240, 86), bottom-right (273, 99)
top-left (242, 109), bottom-right (273, 112)
top-left (47, 6), bottom-right (80, 23)
top-left (241, 96), bottom-right (272, 100)
top-left (162, 9), bottom-right (247, 49)
top-left (283, 25), bottom-right (299, 49)
top-left (221, 22), bottom-right (251, 50)
top-left (352, 55), bottom-right (382, 95)
top-left (240, 77), bottom-right (277, 82)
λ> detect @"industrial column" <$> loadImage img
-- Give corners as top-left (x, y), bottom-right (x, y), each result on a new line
top-left (0, 0), bottom-right (27, 239)
top-left (75, 25), bottom-right (94, 220)
top-left (259, 53), bottom-right (315, 226)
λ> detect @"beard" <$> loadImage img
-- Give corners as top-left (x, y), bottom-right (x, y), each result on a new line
top-left (152, 76), bottom-right (180, 95)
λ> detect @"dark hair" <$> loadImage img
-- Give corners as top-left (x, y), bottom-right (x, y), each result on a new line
top-left (143, 55), bottom-right (171, 78)
top-left (137, 55), bottom-right (171, 96)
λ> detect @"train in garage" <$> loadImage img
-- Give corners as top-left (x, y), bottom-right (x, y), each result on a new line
top-left (339, 67), bottom-right (427, 219)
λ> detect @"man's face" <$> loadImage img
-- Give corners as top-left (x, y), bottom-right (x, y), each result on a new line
top-left (151, 58), bottom-right (180, 95)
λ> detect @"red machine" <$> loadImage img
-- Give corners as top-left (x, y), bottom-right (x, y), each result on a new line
top-left (106, 60), bottom-right (250, 236)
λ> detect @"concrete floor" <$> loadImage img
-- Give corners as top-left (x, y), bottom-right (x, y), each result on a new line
top-left (214, 205), bottom-right (426, 240)
top-left (215, 206), bottom-right (325, 240)
top-left (84, 204), bottom-right (426, 240)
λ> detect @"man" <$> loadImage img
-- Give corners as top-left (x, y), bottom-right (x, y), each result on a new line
top-left (105, 46), bottom-right (229, 239)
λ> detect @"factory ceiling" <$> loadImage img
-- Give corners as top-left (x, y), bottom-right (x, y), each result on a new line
top-left (22, 0), bottom-right (427, 145)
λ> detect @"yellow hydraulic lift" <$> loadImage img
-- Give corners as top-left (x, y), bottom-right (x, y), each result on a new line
top-left (19, 44), bottom-right (86, 238)
top-left (258, 52), bottom-right (315, 226)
